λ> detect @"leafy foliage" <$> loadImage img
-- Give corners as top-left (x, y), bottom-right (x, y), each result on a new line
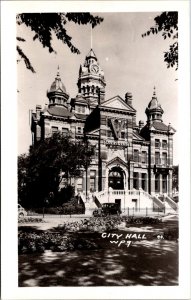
top-left (18, 154), bottom-right (29, 204)
top-left (18, 215), bottom-right (171, 254)
top-left (16, 13), bottom-right (103, 72)
top-left (18, 217), bottom-right (45, 223)
top-left (142, 12), bottom-right (178, 70)
top-left (17, 45), bottom-right (35, 73)
top-left (18, 132), bottom-right (94, 208)
top-left (172, 165), bottom-right (179, 191)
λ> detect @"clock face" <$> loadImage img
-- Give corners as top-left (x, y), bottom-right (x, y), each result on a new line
top-left (91, 64), bottom-right (99, 73)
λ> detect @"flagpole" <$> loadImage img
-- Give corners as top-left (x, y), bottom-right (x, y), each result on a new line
top-left (91, 24), bottom-right (92, 49)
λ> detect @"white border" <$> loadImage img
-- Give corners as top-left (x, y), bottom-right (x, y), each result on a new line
top-left (1, 1), bottom-right (190, 299)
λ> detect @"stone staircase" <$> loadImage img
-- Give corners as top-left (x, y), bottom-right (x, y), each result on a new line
top-left (78, 189), bottom-right (178, 215)
top-left (78, 192), bottom-right (100, 216)
top-left (164, 194), bottom-right (178, 213)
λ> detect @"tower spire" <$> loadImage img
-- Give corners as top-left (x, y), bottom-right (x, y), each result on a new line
top-left (153, 86), bottom-right (156, 96)
top-left (57, 65), bottom-right (60, 78)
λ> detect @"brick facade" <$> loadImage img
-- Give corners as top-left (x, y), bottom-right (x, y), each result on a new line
top-left (31, 49), bottom-right (176, 197)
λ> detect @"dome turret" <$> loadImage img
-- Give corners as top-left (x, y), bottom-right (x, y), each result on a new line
top-left (47, 66), bottom-right (69, 108)
top-left (145, 87), bottom-right (164, 123)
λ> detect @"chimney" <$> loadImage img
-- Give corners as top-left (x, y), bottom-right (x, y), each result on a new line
top-left (125, 92), bottom-right (133, 106)
top-left (139, 120), bottom-right (144, 131)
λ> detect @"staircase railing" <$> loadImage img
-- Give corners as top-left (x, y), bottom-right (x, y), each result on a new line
top-left (165, 195), bottom-right (178, 211)
top-left (152, 195), bottom-right (165, 209)
top-left (93, 195), bottom-right (102, 208)
top-left (79, 192), bottom-right (87, 203)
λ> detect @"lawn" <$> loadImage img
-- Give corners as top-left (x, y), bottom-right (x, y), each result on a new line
top-left (18, 215), bottom-right (178, 287)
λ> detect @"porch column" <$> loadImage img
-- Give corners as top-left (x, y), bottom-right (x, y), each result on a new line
top-left (102, 161), bottom-right (106, 191)
top-left (105, 167), bottom-right (109, 191)
top-left (159, 174), bottom-right (163, 194)
top-left (150, 169), bottom-right (155, 195)
top-left (168, 170), bottom-right (173, 197)
top-left (128, 162), bottom-right (134, 190)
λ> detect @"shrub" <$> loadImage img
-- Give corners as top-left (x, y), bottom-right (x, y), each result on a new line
top-left (18, 217), bottom-right (45, 223)
top-left (163, 228), bottom-right (178, 240)
top-left (18, 231), bottom-right (99, 254)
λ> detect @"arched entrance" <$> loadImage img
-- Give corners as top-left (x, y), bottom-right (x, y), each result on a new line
top-left (108, 167), bottom-right (124, 190)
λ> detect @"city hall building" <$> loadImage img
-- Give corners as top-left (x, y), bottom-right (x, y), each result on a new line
top-left (31, 49), bottom-right (177, 213)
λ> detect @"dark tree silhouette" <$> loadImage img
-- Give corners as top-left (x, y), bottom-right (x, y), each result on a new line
top-left (172, 165), bottom-right (179, 191)
top-left (142, 12), bottom-right (178, 70)
top-left (18, 132), bottom-right (94, 207)
top-left (17, 13), bottom-right (103, 73)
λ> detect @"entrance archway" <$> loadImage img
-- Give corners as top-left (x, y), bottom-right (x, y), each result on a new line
top-left (108, 167), bottom-right (124, 190)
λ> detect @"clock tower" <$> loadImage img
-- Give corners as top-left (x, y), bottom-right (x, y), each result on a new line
top-left (77, 48), bottom-right (106, 108)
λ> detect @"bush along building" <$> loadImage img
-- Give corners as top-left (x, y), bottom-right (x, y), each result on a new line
top-left (31, 49), bottom-right (178, 215)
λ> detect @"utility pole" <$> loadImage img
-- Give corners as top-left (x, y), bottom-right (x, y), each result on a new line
top-left (98, 88), bottom-right (102, 192)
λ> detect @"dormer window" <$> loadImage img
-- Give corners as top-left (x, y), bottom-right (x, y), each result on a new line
top-left (52, 126), bottom-right (58, 134)
top-left (62, 128), bottom-right (69, 136)
top-left (76, 105), bottom-right (85, 113)
top-left (162, 140), bottom-right (167, 149)
top-left (155, 139), bottom-right (160, 148)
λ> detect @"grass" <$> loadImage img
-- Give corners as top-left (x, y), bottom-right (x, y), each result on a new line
top-left (18, 216), bottom-right (178, 287)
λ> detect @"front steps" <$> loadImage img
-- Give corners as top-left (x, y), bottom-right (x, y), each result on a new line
top-left (78, 189), bottom-right (178, 216)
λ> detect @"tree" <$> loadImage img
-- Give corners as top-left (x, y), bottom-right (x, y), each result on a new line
top-left (17, 13), bottom-right (103, 73)
top-left (142, 12), bottom-right (178, 70)
top-left (172, 165), bottom-right (179, 191)
top-left (18, 132), bottom-right (94, 208)
top-left (18, 154), bottom-right (29, 204)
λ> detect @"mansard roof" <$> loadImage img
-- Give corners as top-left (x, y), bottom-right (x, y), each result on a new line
top-left (75, 93), bottom-right (87, 105)
top-left (140, 121), bottom-right (176, 139)
top-left (152, 121), bottom-right (169, 131)
top-left (74, 113), bottom-right (87, 120)
top-left (151, 121), bottom-right (175, 132)
top-left (46, 106), bottom-right (73, 118)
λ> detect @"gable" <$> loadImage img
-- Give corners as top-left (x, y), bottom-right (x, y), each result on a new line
top-left (133, 131), bottom-right (145, 141)
top-left (107, 156), bottom-right (128, 168)
top-left (101, 96), bottom-right (136, 112)
top-left (85, 128), bottom-right (99, 136)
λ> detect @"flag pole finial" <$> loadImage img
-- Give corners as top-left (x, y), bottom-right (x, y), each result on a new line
top-left (91, 24), bottom-right (93, 49)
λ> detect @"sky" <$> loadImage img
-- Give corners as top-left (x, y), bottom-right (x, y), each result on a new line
top-left (17, 12), bottom-right (178, 164)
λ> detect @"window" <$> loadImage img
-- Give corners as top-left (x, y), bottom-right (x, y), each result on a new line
top-left (107, 130), bottom-right (113, 138)
top-left (162, 152), bottom-right (167, 165)
top-left (90, 170), bottom-right (96, 192)
top-left (155, 174), bottom-right (160, 193)
top-left (76, 105), bottom-right (85, 113)
top-left (133, 172), bottom-right (139, 189)
top-left (155, 139), bottom-right (160, 148)
top-left (141, 173), bottom-right (147, 191)
top-left (77, 127), bottom-right (83, 134)
top-left (52, 126), bottom-right (58, 134)
top-left (121, 132), bottom-right (125, 139)
top-left (155, 152), bottom-right (160, 165)
top-left (142, 151), bottom-right (147, 164)
top-left (162, 140), bottom-right (167, 149)
top-left (134, 150), bottom-right (139, 163)
top-left (162, 174), bottom-right (167, 193)
top-left (77, 178), bottom-right (83, 192)
top-left (62, 128), bottom-right (69, 136)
